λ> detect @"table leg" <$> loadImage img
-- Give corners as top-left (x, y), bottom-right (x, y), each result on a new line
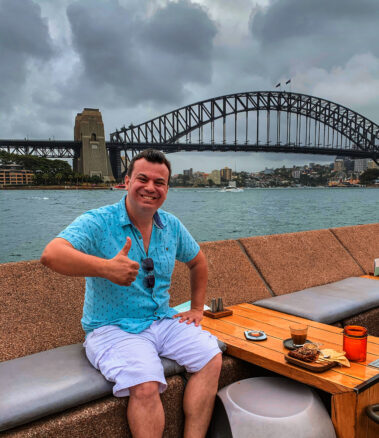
top-left (332, 392), bottom-right (356, 438)
top-left (331, 384), bottom-right (379, 438)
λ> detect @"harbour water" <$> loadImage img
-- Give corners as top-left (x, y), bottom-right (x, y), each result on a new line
top-left (1, 187), bottom-right (378, 264)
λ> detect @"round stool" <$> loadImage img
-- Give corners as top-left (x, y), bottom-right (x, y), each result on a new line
top-left (210, 377), bottom-right (336, 438)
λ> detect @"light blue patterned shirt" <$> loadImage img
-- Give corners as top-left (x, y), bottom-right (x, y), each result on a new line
top-left (57, 195), bottom-right (200, 334)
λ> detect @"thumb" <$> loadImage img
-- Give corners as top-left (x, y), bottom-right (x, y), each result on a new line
top-left (119, 237), bottom-right (132, 256)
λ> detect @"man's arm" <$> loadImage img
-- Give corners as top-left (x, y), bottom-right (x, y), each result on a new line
top-left (174, 249), bottom-right (208, 326)
top-left (40, 237), bottom-right (140, 286)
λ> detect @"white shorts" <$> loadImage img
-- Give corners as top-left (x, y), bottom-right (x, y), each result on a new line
top-left (83, 318), bottom-right (221, 397)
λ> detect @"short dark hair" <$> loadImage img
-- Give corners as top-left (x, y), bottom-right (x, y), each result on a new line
top-left (127, 149), bottom-right (171, 182)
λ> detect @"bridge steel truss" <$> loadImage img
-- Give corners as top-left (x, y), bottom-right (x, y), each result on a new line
top-left (0, 140), bottom-right (82, 159)
top-left (110, 91), bottom-right (379, 177)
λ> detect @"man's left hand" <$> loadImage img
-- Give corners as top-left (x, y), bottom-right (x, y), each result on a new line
top-left (174, 309), bottom-right (203, 326)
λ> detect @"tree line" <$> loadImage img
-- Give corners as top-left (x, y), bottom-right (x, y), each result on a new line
top-left (0, 152), bottom-right (103, 185)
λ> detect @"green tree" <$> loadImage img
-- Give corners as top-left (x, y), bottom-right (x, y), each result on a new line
top-left (359, 168), bottom-right (379, 185)
top-left (42, 173), bottom-right (50, 185)
top-left (55, 172), bottom-right (63, 185)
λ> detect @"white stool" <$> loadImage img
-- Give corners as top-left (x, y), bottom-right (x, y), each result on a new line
top-left (210, 377), bottom-right (336, 438)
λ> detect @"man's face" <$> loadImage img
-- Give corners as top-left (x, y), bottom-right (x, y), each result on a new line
top-left (125, 158), bottom-right (169, 214)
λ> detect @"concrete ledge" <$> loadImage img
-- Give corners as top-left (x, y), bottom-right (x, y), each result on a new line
top-left (170, 240), bottom-right (272, 308)
top-left (239, 229), bottom-right (364, 296)
top-left (331, 223), bottom-right (379, 275)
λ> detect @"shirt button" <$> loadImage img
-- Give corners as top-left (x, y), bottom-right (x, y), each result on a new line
top-left (154, 312), bottom-right (157, 315)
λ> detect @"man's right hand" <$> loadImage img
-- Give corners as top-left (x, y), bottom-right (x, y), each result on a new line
top-left (106, 237), bottom-right (140, 286)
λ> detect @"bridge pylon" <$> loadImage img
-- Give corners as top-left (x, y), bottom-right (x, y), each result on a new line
top-left (74, 108), bottom-right (114, 182)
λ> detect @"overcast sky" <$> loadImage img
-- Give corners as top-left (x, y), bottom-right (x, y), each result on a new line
top-left (1, 0), bottom-right (378, 173)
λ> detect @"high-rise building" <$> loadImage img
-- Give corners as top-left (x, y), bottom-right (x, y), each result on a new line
top-left (220, 167), bottom-right (232, 181)
top-left (209, 170), bottom-right (221, 185)
top-left (354, 159), bottom-right (369, 173)
top-left (183, 168), bottom-right (193, 178)
top-left (333, 159), bottom-right (345, 172)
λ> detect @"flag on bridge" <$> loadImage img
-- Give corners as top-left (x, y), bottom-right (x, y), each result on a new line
top-left (286, 79), bottom-right (291, 85)
top-left (275, 83), bottom-right (281, 88)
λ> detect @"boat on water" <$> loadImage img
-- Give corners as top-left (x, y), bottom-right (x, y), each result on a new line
top-left (110, 183), bottom-right (126, 190)
top-left (220, 181), bottom-right (244, 192)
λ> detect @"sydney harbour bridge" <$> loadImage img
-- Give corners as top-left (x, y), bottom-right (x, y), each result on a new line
top-left (1, 91), bottom-right (378, 180)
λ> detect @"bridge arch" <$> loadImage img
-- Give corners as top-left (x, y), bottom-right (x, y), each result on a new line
top-left (111, 91), bottom-right (379, 166)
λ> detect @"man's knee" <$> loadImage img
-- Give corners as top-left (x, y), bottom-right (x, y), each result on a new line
top-left (129, 381), bottom-right (160, 401)
top-left (202, 353), bottom-right (222, 375)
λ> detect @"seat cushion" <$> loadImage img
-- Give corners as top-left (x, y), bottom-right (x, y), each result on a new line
top-left (254, 277), bottom-right (379, 324)
top-left (0, 340), bottom-right (226, 432)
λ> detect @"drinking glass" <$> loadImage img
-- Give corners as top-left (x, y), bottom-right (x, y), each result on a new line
top-left (343, 325), bottom-right (367, 362)
top-left (289, 324), bottom-right (308, 347)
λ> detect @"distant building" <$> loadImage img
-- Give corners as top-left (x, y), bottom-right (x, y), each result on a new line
top-left (333, 159), bottom-right (345, 172)
top-left (183, 168), bottom-right (193, 178)
top-left (263, 168), bottom-right (274, 175)
top-left (209, 170), bottom-right (221, 185)
top-left (220, 166), bottom-right (232, 181)
top-left (354, 159), bottom-right (370, 173)
top-left (0, 164), bottom-right (34, 186)
top-left (292, 170), bottom-right (301, 179)
top-left (343, 158), bottom-right (354, 172)
top-left (368, 159), bottom-right (378, 169)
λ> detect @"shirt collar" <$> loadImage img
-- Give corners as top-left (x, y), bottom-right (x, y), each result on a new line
top-left (118, 194), bottom-right (166, 229)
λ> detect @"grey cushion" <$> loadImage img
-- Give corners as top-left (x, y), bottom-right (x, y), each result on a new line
top-left (254, 277), bottom-right (379, 324)
top-left (0, 340), bottom-right (226, 432)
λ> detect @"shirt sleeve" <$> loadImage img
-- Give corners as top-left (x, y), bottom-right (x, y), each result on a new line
top-left (174, 218), bottom-right (200, 263)
top-left (57, 211), bottom-right (103, 255)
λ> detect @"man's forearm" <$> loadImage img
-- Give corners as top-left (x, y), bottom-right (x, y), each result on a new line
top-left (188, 250), bottom-right (208, 311)
top-left (40, 238), bottom-right (108, 278)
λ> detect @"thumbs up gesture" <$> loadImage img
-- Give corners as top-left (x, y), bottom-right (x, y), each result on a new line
top-left (106, 237), bottom-right (140, 286)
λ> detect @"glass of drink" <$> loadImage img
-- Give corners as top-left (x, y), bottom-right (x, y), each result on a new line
top-left (290, 324), bottom-right (308, 347)
top-left (343, 325), bottom-right (367, 362)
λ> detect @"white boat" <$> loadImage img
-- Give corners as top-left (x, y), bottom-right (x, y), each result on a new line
top-left (220, 181), bottom-right (244, 192)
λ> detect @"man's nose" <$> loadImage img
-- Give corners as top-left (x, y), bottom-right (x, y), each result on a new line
top-left (145, 180), bottom-right (155, 191)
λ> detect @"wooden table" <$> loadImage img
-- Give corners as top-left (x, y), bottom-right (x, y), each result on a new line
top-left (202, 303), bottom-right (379, 438)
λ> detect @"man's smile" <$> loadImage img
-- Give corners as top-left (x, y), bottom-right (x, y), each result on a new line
top-left (140, 193), bottom-right (158, 200)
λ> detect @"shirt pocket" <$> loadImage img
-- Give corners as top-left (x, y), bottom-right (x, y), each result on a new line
top-left (151, 244), bottom-right (176, 278)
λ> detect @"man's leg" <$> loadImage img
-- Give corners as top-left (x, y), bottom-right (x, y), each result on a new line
top-left (128, 381), bottom-right (164, 438)
top-left (182, 353), bottom-right (222, 438)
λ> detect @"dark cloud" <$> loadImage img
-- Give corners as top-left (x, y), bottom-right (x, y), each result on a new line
top-left (65, 0), bottom-right (216, 106)
top-left (249, 0), bottom-right (379, 78)
top-left (0, 0), bottom-right (53, 107)
top-left (144, 1), bottom-right (216, 60)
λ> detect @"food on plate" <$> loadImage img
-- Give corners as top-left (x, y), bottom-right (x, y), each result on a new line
top-left (288, 344), bottom-right (319, 363)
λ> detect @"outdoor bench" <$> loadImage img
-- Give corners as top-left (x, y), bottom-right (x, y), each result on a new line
top-left (254, 276), bottom-right (379, 324)
top-left (0, 222), bottom-right (378, 437)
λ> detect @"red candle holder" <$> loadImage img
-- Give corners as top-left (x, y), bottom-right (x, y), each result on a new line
top-left (343, 325), bottom-right (367, 362)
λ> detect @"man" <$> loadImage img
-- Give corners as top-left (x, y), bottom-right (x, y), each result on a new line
top-left (41, 149), bottom-right (222, 438)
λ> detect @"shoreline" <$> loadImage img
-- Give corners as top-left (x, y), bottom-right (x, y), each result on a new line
top-left (1, 184), bottom-right (378, 190)
top-left (0, 185), bottom-right (111, 190)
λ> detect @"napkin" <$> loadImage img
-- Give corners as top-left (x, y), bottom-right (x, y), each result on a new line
top-left (319, 349), bottom-right (350, 367)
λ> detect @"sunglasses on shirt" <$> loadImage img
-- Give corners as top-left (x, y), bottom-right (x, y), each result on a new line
top-left (141, 257), bottom-right (155, 289)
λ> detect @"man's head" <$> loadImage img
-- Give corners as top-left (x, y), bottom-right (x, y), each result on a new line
top-left (124, 149), bottom-right (171, 217)
top-left (127, 149), bottom-right (171, 182)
